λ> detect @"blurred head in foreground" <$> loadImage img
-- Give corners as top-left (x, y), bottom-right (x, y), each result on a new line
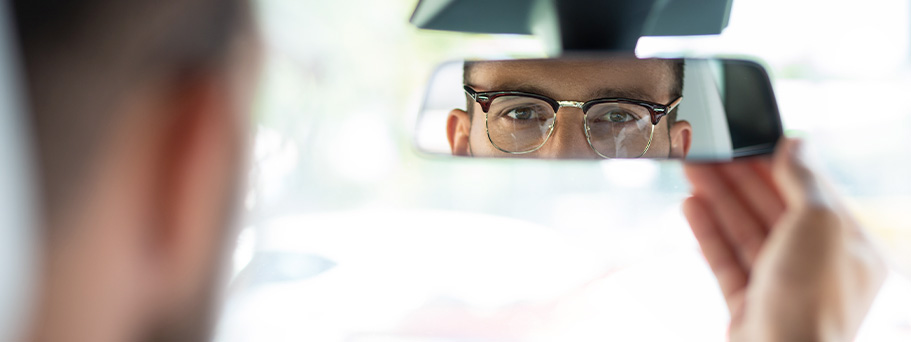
top-left (447, 57), bottom-right (692, 159)
top-left (12, 0), bottom-right (259, 340)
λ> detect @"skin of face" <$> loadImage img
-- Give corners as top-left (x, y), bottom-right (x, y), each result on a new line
top-left (446, 58), bottom-right (692, 159)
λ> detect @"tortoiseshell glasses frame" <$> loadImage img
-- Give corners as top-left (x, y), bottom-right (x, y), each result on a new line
top-left (464, 85), bottom-right (683, 158)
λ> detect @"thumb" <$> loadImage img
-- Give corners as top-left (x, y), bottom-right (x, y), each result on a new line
top-left (772, 138), bottom-right (820, 207)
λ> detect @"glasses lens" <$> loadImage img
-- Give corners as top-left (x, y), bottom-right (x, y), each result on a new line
top-left (585, 102), bottom-right (654, 158)
top-left (486, 96), bottom-right (555, 153)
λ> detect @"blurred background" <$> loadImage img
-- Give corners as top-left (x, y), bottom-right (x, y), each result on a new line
top-left (216, 0), bottom-right (911, 340)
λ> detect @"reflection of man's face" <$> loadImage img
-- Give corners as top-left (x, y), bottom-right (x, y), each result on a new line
top-left (446, 58), bottom-right (692, 159)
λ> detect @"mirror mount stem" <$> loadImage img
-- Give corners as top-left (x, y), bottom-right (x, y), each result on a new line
top-left (553, 0), bottom-right (653, 53)
top-left (410, 0), bottom-right (733, 54)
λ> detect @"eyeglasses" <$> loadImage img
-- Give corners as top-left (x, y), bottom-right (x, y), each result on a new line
top-left (464, 85), bottom-right (682, 158)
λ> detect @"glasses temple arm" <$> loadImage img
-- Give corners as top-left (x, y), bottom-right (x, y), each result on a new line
top-left (463, 85), bottom-right (478, 100)
top-left (667, 96), bottom-right (683, 111)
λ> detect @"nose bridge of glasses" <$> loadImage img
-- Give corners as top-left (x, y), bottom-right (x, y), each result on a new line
top-left (557, 100), bottom-right (585, 110)
top-left (553, 100), bottom-right (585, 126)
top-left (544, 102), bottom-right (598, 159)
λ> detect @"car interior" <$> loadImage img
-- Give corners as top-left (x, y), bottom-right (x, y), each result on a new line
top-left (2, 0), bottom-right (911, 341)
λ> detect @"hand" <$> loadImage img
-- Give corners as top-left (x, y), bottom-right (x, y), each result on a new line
top-left (682, 139), bottom-right (886, 342)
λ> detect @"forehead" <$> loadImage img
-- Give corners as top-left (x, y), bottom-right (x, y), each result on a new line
top-left (467, 58), bottom-right (675, 103)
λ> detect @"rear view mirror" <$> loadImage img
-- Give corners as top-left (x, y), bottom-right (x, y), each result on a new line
top-left (414, 56), bottom-right (782, 161)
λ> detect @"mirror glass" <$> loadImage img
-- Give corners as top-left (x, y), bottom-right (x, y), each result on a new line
top-left (414, 56), bottom-right (782, 160)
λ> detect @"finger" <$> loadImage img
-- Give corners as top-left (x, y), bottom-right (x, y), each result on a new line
top-left (750, 157), bottom-right (788, 225)
top-left (772, 138), bottom-right (824, 208)
top-left (717, 160), bottom-right (785, 229)
top-left (682, 196), bottom-right (748, 313)
top-left (748, 157), bottom-right (783, 207)
top-left (684, 163), bottom-right (767, 269)
top-left (748, 156), bottom-right (774, 178)
top-left (771, 138), bottom-right (861, 232)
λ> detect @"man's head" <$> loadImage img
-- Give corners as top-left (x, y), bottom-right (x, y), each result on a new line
top-left (446, 57), bottom-right (692, 159)
top-left (12, 0), bottom-right (258, 340)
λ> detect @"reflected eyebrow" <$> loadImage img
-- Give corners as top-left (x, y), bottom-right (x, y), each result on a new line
top-left (586, 88), bottom-right (662, 103)
top-left (470, 82), bottom-right (556, 99)
top-left (472, 82), bottom-right (663, 104)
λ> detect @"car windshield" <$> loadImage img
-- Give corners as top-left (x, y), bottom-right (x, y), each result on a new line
top-left (217, 0), bottom-right (911, 341)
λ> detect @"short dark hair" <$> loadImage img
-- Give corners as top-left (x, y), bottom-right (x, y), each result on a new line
top-left (11, 0), bottom-right (250, 217)
top-left (463, 58), bottom-right (685, 125)
top-left (666, 59), bottom-right (685, 126)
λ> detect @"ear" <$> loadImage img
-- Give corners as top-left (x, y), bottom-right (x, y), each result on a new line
top-left (669, 120), bottom-right (692, 159)
top-left (153, 73), bottom-right (243, 310)
top-left (446, 109), bottom-right (472, 156)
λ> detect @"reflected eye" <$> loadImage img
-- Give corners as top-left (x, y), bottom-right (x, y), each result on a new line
top-left (597, 111), bottom-right (637, 123)
top-left (505, 106), bottom-right (543, 120)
